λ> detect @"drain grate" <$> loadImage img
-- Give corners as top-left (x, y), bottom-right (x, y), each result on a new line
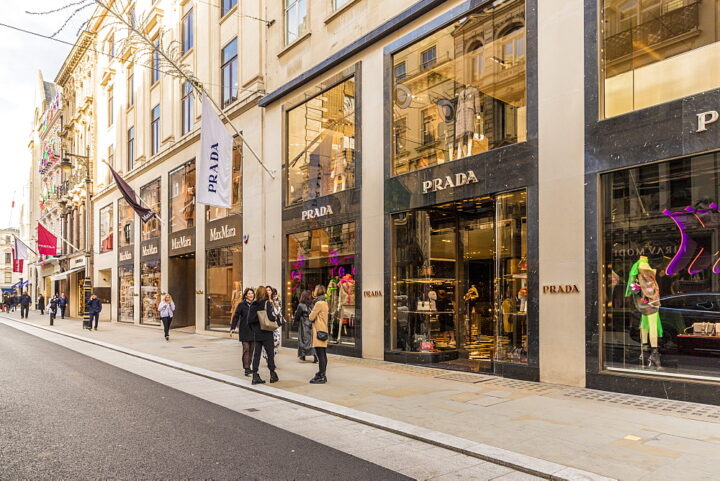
top-left (484, 378), bottom-right (557, 393)
top-left (435, 373), bottom-right (495, 383)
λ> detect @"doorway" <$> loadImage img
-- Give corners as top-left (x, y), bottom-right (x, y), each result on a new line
top-left (168, 254), bottom-right (196, 329)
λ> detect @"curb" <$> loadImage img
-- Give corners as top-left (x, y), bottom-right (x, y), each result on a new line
top-left (2, 317), bottom-right (615, 481)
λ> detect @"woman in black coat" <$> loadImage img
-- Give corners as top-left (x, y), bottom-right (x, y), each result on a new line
top-left (247, 286), bottom-right (279, 385)
top-left (293, 289), bottom-right (317, 362)
top-left (230, 287), bottom-right (255, 376)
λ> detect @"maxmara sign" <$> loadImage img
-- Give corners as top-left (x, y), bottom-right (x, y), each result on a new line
top-left (422, 170), bottom-right (479, 194)
top-left (209, 224), bottom-right (237, 242)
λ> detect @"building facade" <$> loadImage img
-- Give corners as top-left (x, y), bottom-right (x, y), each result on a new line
top-left (28, 0), bottom-right (720, 404)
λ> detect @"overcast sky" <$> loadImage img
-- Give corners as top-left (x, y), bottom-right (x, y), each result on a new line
top-left (0, 1), bottom-right (88, 234)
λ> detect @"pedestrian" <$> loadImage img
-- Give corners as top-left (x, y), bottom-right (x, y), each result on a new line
top-left (59, 293), bottom-right (68, 319)
top-left (37, 293), bottom-right (45, 315)
top-left (266, 286), bottom-right (283, 356)
top-left (2, 293), bottom-right (7, 312)
top-left (48, 294), bottom-right (58, 326)
top-left (294, 290), bottom-right (317, 363)
top-left (19, 291), bottom-right (31, 319)
top-left (158, 294), bottom-right (175, 341)
top-left (9, 293), bottom-right (16, 312)
top-left (230, 287), bottom-right (255, 376)
top-left (247, 285), bottom-right (280, 385)
top-left (86, 294), bottom-right (102, 330)
top-left (308, 285), bottom-right (330, 384)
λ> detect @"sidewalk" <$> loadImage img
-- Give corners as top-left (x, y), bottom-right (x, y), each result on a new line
top-left (6, 310), bottom-right (720, 481)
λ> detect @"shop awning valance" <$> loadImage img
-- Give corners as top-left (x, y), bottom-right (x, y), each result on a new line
top-left (50, 266), bottom-right (85, 281)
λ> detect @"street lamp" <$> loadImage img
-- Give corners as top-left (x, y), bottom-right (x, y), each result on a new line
top-left (61, 145), bottom-right (93, 330)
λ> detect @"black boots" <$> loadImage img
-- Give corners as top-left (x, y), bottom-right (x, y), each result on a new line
top-left (313, 355), bottom-right (318, 364)
top-left (269, 371), bottom-right (279, 383)
top-left (244, 368), bottom-right (252, 376)
top-left (251, 373), bottom-right (265, 385)
top-left (648, 348), bottom-right (662, 369)
top-left (309, 373), bottom-right (327, 384)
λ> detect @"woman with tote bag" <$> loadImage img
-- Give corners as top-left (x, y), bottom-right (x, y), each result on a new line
top-left (247, 286), bottom-right (280, 385)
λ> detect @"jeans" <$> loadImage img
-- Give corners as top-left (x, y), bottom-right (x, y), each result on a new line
top-left (315, 347), bottom-right (328, 376)
top-left (20, 305), bottom-right (29, 318)
top-left (252, 339), bottom-right (275, 373)
top-left (60, 306), bottom-right (66, 318)
top-left (242, 341), bottom-right (255, 370)
top-left (89, 312), bottom-right (99, 329)
top-left (161, 316), bottom-right (172, 337)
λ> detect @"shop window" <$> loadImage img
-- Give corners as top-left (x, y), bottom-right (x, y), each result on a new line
top-left (140, 260), bottom-right (160, 324)
top-left (286, 222), bottom-right (357, 346)
top-left (118, 198), bottom-right (134, 247)
top-left (206, 245), bottom-right (242, 329)
top-left (222, 38), bottom-right (238, 107)
top-left (127, 71), bottom-right (134, 107)
top-left (601, 153), bottom-right (720, 380)
top-left (99, 203), bottom-right (113, 253)
top-left (286, 77), bottom-right (356, 205)
top-left (5, 253), bottom-right (10, 264)
top-left (207, 142), bottom-right (242, 221)
top-left (391, 0), bottom-right (527, 175)
top-left (118, 265), bottom-right (134, 323)
top-left (140, 179), bottom-right (161, 240)
top-left (285, 0), bottom-right (308, 45)
top-left (391, 191), bottom-right (528, 369)
top-left (601, 0), bottom-right (720, 117)
top-left (169, 161), bottom-right (196, 232)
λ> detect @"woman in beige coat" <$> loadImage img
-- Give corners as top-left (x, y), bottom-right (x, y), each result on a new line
top-left (308, 284), bottom-right (329, 384)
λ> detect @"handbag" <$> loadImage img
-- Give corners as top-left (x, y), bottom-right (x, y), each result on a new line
top-left (687, 322), bottom-right (716, 336)
top-left (258, 302), bottom-right (280, 331)
top-left (316, 331), bottom-right (329, 341)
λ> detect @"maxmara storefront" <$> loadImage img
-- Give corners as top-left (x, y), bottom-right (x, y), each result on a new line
top-left (254, 0), bottom-right (720, 404)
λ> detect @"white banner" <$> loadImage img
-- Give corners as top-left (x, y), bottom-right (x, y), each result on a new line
top-left (197, 95), bottom-right (232, 208)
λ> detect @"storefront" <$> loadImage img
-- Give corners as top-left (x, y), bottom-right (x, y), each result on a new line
top-left (168, 161), bottom-right (196, 329)
top-left (140, 179), bottom-right (161, 325)
top-left (281, 65), bottom-right (362, 355)
top-left (117, 197), bottom-right (135, 323)
top-left (383, 0), bottom-right (538, 378)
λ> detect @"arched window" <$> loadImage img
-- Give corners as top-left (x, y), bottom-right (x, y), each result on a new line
top-left (466, 40), bottom-right (484, 82)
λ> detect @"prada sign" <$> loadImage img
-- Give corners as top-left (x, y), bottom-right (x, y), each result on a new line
top-left (697, 110), bottom-right (719, 132)
top-left (543, 284), bottom-right (580, 294)
top-left (206, 214), bottom-right (242, 248)
top-left (301, 205), bottom-right (334, 221)
top-left (140, 238), bottom-right (161, 260)
top-left (169, 228), bottom-right (195, 256)
top-left (118, 245), bottom-right (134, 265)
top-left (422, 170), bottom-right (479, 194)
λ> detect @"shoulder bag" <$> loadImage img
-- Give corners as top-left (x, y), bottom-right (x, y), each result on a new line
top-left (258, 301), bottom-right (280, 331)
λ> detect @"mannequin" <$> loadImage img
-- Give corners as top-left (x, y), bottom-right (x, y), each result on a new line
top-left (625, 256), bottom-right (663, 369)
top-left (454, 86), bottom-right (482, 158)
top-left (464, 285), bottom-right (480, 335)
top-left (337, 274), bottom-right (355, 342)
top-left (230, 281), bottom-right (242, 314)
top-left (518, 286), bottom-right (527, 313)
top-left (326, 277), bottom-right (340, 336)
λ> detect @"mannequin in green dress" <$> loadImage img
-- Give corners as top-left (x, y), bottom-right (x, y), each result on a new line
top-left (625, 256), bottom-right (663, 369)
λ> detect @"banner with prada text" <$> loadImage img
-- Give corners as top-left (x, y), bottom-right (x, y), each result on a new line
top-left (197, 94), bottom-right (232, 208)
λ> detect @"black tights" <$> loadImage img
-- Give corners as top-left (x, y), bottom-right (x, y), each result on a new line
top-left (242, 341), bottom-right (255, 370)
top-left (315, 347), bottom-right (327, 375)
top-left (161, 316), bottom-right (172, 337)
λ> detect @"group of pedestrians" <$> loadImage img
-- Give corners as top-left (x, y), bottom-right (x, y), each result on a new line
top-left (230, 284), bottom-right (330, 385)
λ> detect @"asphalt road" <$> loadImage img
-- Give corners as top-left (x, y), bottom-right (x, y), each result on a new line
top-left (0, 323), bottom-right (411, 481)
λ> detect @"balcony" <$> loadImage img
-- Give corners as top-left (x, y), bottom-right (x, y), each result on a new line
top-left (604, 2), bottom-right (699, 63)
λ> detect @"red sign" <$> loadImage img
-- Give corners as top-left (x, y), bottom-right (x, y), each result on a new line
top-left (37, 223), bottom-right (58, 256)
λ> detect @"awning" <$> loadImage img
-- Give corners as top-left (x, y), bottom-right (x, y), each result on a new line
top-left (50, 266), bottom-right (85, 281)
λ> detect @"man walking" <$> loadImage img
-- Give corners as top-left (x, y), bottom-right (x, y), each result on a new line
top-left (59, 293), bottom-right (68, 319)
top-left (86, 294), bottom-right (102, 331)
top-left (19, 291), bottom-right (31, 319)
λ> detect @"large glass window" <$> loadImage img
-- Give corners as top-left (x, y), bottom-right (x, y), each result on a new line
top-left (169, 161), bottom-right (196, 232)
top-left (391, 0), bottom-right (527, 175)
top-left (222, 39), bottom-right (238, 107)
top-left (391, 192), bottom-right (527, 369)
top-left (285, 0), bottom-right (308, 44)
top-left (118, 264), bottom-right (134, 323)
top-left (207, 142), bottom-right (242, 221)
top-left (286, 222), bottom-right (357, 346)
top-left (182, 80), bottom-right (194, 135)
top-left (206, 245), bottom-right (242, 329)
top-left (287, 77), bottom-right (356, 205)
top-left (140, 179), bottom-right (161, 240)
top-left (602, 0), bottom-right (720, 117)
top-left (140, 260), bottom-right (161, 325)
top-left (602, 153), bottom-right (720, 380)
top-left (99, 204), bottom-right (113, 253)
top-left (118, 198), bottom-right (134, 247)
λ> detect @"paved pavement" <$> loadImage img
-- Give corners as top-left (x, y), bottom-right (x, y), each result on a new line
top-left (4, 310), bottom-right (720, 480)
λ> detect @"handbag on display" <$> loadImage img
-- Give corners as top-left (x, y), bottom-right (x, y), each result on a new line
top-left (258, 302), bottom-right (280, 331)
top-left (417, 301), bottom-right (430, 311)
top-left (686, 322), bottom-right (716, 336)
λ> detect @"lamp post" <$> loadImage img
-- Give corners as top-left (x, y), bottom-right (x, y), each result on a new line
top-left (61, 145), bottom-right (92, 329)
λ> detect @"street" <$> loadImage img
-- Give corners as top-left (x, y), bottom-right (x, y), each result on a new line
top-left (0, 323), bottom-right (411, 481)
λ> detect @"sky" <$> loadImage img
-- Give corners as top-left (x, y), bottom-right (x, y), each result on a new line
top-left (0, 1), bottom-right (89, 232)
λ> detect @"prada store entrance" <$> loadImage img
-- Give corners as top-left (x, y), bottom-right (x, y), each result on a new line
top-left (390, 191), bottom-right (528, 372)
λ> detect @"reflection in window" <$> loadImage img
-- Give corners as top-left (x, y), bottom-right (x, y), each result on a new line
top-left (287, 77), bottom-right (356, 205)
top-left (140, 179), bottom-right (161, 240)
top-left (169, 161), bottom-right (196, 232)
top-left (602, 0), bottom-right (720, 117)
top-left (602, 153), bottom-right (720, 380)
top-left (99, 204), bottom-right (113, 253)
top-left (207, 142), bottom-right (242, 221)
top-left (286, 223), bottom-right (357, 346)
top-left (118, 198), bottom-right (134, 247)
top-left (206, 245), bottom-right (242, 329)
top-left (222, 38), bottom-right (238, 107)
top-left (392, 0), bottom-right (527, 175)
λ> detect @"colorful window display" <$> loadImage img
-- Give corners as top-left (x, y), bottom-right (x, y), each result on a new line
top-left (118, 264), bottom-right (134, 323)
top-left (140, 260), bottom-right (160, 325)
top-left (206, 245), bottom-right (242, 329)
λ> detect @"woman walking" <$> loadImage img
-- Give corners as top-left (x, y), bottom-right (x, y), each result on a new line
top-left (37, 293), bottom-right (45, 315)
top-left (294, 290), bottom-right (317, 362)
top-left (247, 286), bottom-right (280, 385)
top-left (158, 294), bottom-right (175, 341)
top-left (309, 285), bottom-right (330, 384)
top-left (230, 287), bottom-right (256, 376)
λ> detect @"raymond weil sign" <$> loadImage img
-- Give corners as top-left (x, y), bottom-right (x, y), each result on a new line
top-left (422, 170), bottom-right (479, 194)
top-left (140, 238), bottom-right (161, 260)
top-left (169, 228), bottom-right (195, 256)
top-left (206, 214), bottom-right (242, 248)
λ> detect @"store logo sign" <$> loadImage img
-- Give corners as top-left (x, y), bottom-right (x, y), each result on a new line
top-left (209, 225), bottom-right (236, 241)
top-left (543, 284), bottom-right (580, 294)
top-left (697, 110), bottom-right (719, 132)
top-left (422, 171), bottom-right (479, 194)
top-left (142, 244), bottom-right (158, 256)
top-left (363, 290), bottom-right (383, 297)
top-left (119, 251), bottom-right (132, 262)
top-left (171, 235), bottom-right (192, 250)
top-left (301, 205), bottom-right (334, 221)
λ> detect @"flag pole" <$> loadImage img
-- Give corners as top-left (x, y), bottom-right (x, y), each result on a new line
top-left (101, 160), bottom-right (166, 225)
